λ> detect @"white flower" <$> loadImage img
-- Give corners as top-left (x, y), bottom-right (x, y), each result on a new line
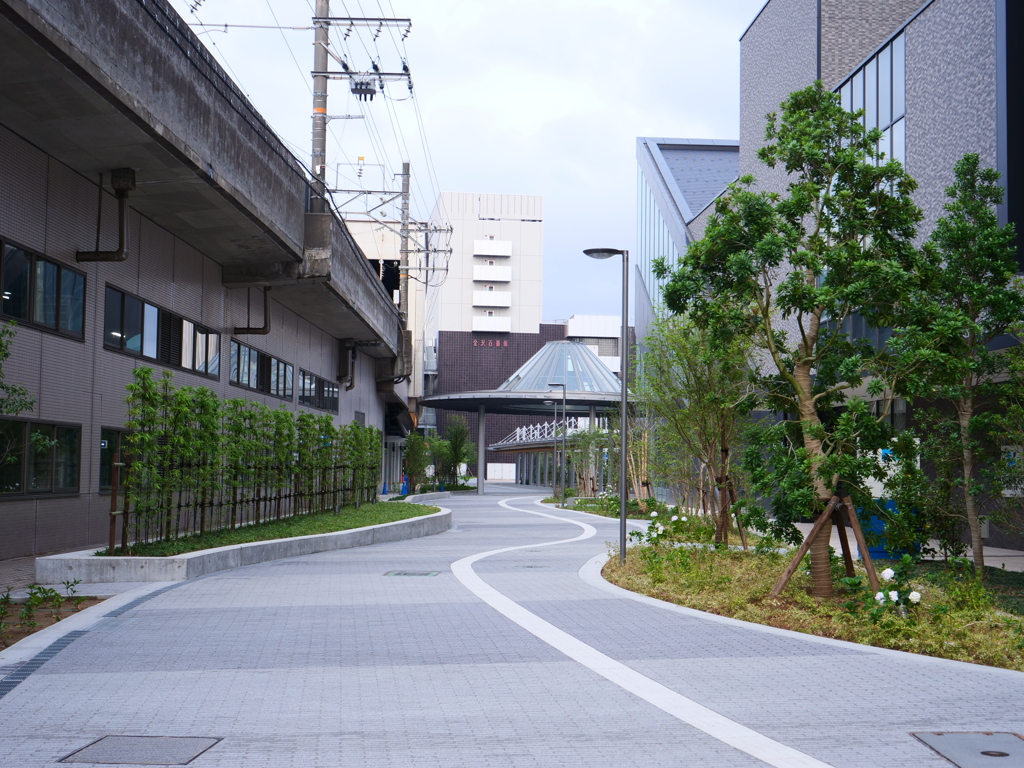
top-left (908, 591), bottom-right (921, 604)
top-left (875, 592), bottom-right (886, 602)
top-left (880, 568), bottom-right (895, 581)
top-left (681, 516), bottom-right (688, 522)
top-left (671, 515), bottom-right (679, 522)
top-left (650, 511), bottom-right (658, 518)
top-left (656, 524), bottom-right (665, 533)
top-left (889, 590), bottom-right (899, 602)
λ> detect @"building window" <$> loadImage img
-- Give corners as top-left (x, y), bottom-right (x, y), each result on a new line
top-left (229, 339), bottom-right (293, 399)
top-left (99, 428), bottom-right (128, 492)
top-left (104, 286), bottom-right (219, 377)
top-left (0, 419), bottom-right (80, 495)
top-left (1, 243), bottom-right (85, 337)
top-left (839, 32), bottom-right (906, 165)
top-left (354, 410), bottom-right (366, 426)
top-left (298, 369), bottom-right (339, 413)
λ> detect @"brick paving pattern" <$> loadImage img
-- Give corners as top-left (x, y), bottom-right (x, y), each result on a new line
top-left (0, 487), bottom-right (1021, 767)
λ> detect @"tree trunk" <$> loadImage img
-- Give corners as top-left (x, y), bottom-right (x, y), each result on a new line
top-left (795, 360), bottom-right (833, 598)
top-left (957, 397), bottom-right (985, 571)
top-left (715, 479), bottom-right (730, 546)
top-left (715, 444), bottom-right (731, 546)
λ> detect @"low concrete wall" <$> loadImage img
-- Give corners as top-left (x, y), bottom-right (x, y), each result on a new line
top-left (405, 492), bottom-right (451, 503)
top-left (36, 506), bottom-right (450, 584)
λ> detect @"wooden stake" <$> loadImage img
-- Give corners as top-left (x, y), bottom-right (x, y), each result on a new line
top-left (833, 506), bottom-right (855, 577)
top-left (769, 495), bottom-right (841, 598)
top-left (842, 496), bottom-right (880, 592)
top-left (108, 452), bottom-right (120, 555)
top-left (729, 485), bottom-right (748, 551)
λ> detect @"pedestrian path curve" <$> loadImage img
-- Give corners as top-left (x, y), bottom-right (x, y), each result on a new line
top-left (0, 486), bottom-right (1021, 767)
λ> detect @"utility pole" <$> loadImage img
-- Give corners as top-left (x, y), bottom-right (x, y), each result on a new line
top-left (310, 0), bottom-right (330, 214)
top-left (399, 162), bottom-right (411, 319)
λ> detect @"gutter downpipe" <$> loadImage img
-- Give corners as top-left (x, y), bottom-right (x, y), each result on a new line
top-left (77, 169), bottom-right (136, 263)
top-left (234, 286), bottom-right (273, 335)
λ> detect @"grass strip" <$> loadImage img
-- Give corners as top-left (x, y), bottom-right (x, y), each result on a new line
top-left (103, 502), bottom-right (440, 558)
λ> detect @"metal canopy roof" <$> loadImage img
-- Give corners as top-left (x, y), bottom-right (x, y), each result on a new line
top-left (420, 341), bottom-right (625, 416)
top-left (498, 340), bottom-right (623, 393)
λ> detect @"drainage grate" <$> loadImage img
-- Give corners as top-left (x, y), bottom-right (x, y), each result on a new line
top-left (61, 736), bottom-right (221, 765)
top-left (913, 732), bottom-right (1024, 767)
top-left (515, 565), bottom-right (548, 569)
top-left (384, 570), bottom-right (439, 577)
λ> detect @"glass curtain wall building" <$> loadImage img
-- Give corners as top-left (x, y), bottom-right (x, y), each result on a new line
top-left (634, 138), bottom-right (739, 347)
top-left (839, 32), bottom-right (907, 167)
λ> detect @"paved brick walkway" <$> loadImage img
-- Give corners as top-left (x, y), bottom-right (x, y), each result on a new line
top-left (1, 486), bottom-right (1022, 767)
top-left (0, 556), bottom-right (35, 592)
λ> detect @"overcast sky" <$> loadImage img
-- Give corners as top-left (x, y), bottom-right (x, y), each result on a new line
top-left (166, 0), bottom-right (767, 321)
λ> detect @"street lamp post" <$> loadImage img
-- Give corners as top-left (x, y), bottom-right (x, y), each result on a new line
top-left (543, 399), bottom-right (555, 490)
top-left (548, 382), bottom-right (567, 507)
top-left (583, 248), bottom-right (629, 564)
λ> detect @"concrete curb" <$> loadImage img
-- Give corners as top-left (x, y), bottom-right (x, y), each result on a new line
top-left (404, 491), bottom-right (451, 503)
top-left (35, 505), bottom-right (450, 584)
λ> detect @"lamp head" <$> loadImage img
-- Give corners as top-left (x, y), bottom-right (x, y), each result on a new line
top-left (547, 382), bottom-right (564, 389)
top-left (584, 248), bottom-right (626, 260)
top-left (543, 400), bottom-right (554, 405)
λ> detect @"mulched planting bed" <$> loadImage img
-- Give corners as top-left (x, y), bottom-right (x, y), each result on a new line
top-left (1, 596), bottom-right (105, 649)
top-left (604, 523), bottom-right (1024, 671)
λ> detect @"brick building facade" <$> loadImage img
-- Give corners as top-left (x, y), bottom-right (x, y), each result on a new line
top-left (433, 325), bottom-right (567, 474)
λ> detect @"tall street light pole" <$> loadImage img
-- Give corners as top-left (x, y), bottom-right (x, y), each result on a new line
top-left (548, 382), bottom-right (567, 506)
top-left (583, 248), bottom-right (629, 564)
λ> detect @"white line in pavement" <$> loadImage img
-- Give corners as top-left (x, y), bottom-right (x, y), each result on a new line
top-left (450, 498), bottom-right (836, 768)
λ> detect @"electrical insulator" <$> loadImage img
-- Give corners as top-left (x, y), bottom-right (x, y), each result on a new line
top-left (350, 79), bottom-right (376, 101)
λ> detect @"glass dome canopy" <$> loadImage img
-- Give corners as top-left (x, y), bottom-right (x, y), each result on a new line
top-left (498, 341), bottom-right (622, 393)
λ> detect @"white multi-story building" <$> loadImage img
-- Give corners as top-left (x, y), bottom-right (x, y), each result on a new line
top-left (425, 192), bottom-right (544, 340)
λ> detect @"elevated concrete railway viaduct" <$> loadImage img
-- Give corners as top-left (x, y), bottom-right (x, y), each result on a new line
top-left (0, 0), bottom-right (408, 557)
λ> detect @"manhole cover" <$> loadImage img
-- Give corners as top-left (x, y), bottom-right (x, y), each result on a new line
top-left (384, 570), bottom-right (439, 577)
top-left (61, 736), bottom-right (221, 765)
top-left (913, 732), bottom-right (1024, 766)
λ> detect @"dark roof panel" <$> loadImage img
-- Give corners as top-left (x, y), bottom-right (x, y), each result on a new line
top-left (659, 145), bottom-right (740, 220)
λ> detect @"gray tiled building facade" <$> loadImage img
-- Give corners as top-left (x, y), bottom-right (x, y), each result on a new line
top-left (740, 0), bottom-right (1011, 239)
top-left (0, 0), bottom-right (406, 559)
top-left (655, 0), bottom-right (1024, 549)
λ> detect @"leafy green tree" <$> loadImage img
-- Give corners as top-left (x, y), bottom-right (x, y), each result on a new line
top-left (426, 436), bottom-right (451, 489)
top-left (0, 322), bottom-right (35, 419)
top-left (655, 82), bottom-right (928, 596)
top-left (638, 315), bottom-right (753, 544)
top-left (403, 432), bottom-right (429, 492)
top-left (425, 417), bottom-right (475, 488)
top-left (890, 154), bottom-right (1024, 569)
top-left (567, 427), bottom-right (611, 497)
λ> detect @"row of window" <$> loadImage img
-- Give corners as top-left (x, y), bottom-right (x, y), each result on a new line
top-left (298, 370), bottom-right (340, 414)
top-left (229, 339), bottom-right (294, 400)
top-left (0, 420), bottom-right (80, 495)
top-left (838, 32), bottom-right (906, 165)
top-left (0, 240), bottom-right (343, 412)
top-left (2, 243), bottom-right (85, 338)
top-left (104, 287), bottom-right (221, 377)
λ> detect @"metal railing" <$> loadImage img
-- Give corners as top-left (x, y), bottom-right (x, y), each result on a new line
top-left (491, 417), bottom-right (599, 448)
